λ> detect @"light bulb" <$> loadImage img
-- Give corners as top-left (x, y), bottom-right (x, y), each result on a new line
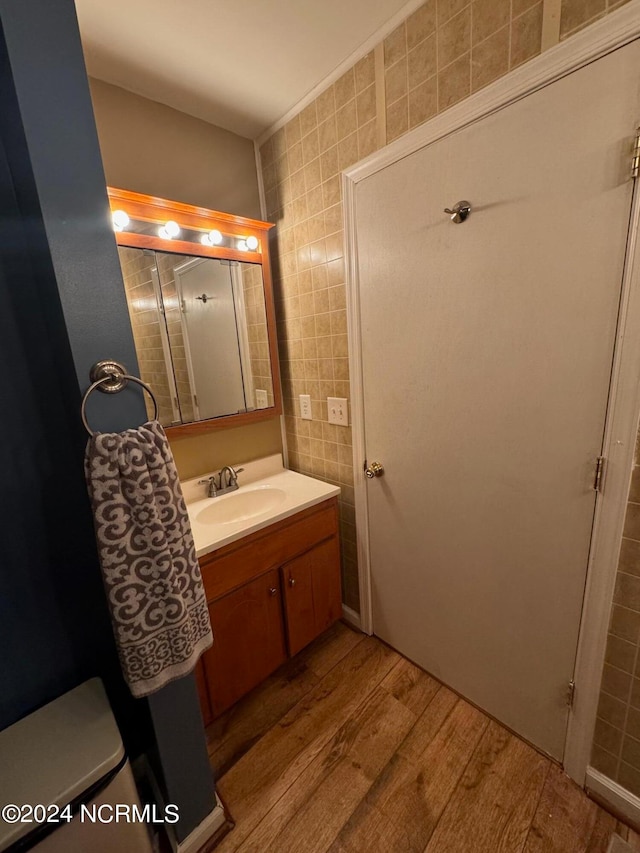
top-left (245, 235), bottom-right (259, 251)
top-left (159, 220), bottom-right (180, 239)
top-left (112, 210), bottom-right (129, 232)
top-left (237, 239), bottom-right (249, 252)
top-left (201, 229), bottom-right (223, 246)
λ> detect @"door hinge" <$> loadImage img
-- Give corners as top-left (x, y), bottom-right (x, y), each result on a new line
top-left (593, 456), bottom-right (607, 493)
top-left (567, 679), bottom-right (576, 708)
top-left (193, 394), bottom-right (198, 408)
top-left (633, 126), bottom-right (640, 179)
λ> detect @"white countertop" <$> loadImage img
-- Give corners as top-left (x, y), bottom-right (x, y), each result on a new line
top-left (184, 454), bottom-right (340, 558)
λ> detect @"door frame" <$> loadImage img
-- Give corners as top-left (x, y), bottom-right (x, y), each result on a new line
top-left (343, 0), bottom-right (640, 788)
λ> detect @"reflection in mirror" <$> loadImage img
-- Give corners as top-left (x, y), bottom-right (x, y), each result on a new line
top-left (118, 247), bottom-right (274, 427)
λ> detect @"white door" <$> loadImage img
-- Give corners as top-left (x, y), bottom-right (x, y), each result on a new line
top-left (174, 258), bottom-right (247, 419)
top-left (355, 41), bottom-right (640, 759)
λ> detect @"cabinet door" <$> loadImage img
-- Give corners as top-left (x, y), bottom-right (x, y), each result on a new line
top-left (282, 536), bottom-right (342, 656)
top-left (202, 569), bottom-right (286, 717)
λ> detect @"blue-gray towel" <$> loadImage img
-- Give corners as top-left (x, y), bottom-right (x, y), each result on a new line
top-left (85, 420), bottom-right (212, 697)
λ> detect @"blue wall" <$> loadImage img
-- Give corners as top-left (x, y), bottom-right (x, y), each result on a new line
top-left (0, 2), bottom-right (215, 840)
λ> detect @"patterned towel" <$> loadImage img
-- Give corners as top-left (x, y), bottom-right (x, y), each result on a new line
top-left (85, 420), bottom-right (212, 698)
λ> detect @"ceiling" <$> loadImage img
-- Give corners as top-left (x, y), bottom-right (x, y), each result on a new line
top-left (74, 0), bottom-right (412, 140)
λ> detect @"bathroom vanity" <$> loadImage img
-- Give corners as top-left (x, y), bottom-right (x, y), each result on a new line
top-left (184, 457), bottom-right (342, 723)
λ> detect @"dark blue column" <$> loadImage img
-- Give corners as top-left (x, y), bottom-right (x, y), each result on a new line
top-left (0, 0), bottom-right (215, 841)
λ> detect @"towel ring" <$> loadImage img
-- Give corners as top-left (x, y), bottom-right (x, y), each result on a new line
top-left (81, 360), bottom-right (159, 437)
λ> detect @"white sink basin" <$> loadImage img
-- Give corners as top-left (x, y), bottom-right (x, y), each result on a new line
top-left (195, 486), bottom-right (287, 525)
top-left (184, 456), bottom-right (341, 557)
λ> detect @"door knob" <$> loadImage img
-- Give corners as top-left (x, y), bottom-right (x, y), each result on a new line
top-left (269, 587), bottom-right (277, 596)
top-left (288, 577), bottom-right (296, 587)
top-left (365, 461), bottom-right (384, 479)
top-left (444, 200), bottom-right (471, 223)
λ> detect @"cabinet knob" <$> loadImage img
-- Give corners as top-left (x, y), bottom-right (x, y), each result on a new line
top-left (269, 587), bottom-right (278, 596)
top-left (288, 577), bottom-right (296, 587)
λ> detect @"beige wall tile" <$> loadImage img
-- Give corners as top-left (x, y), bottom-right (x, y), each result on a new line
top-left (285, 115), bottom-right (302, 148)
top-left (611, 605), bottom-right (640, 644)
top-left (471, 25), bottom-right (509, 92)
top-left (511, 2), bottom-right (544, 69)
top-left (629, 467), bottom-right (640, 503)
top-left (334, 68), bottom-right (356, 108)
top-left (601, 664), bottom-right (632, 702)
top-left (358, 119), bottom-right (378, 159)
top-left (355, 52), bottom-right (376, 92)
top-left (623, 735), bottom-right (640, 770)
top-left (407, 0), bottom-right (438, 48)
top-left (336, 99), bottom-right (358, 140)
top-left (615, 573), bottom-right (640, 612)
top-left (606, 633), bottom-right (637, 673)
top-left (619, 762), bottom-right (640, 797)
top-left (438, 7), bottom-right (471, 68)
top-left (591, 745), bottom-right (619, 777)
top-left (386, 58), bottom-right (409, 105)
top-left (386, 95), bottom-right (409, 143)
top-left (560, 0), bottom-right (606, 37)
top-left (318, 116), bottom-right (338, 153)
top-left (316, 85), bottom-right (335, 118)
top-left (409, 76), bottom-right (438, 129)
top-left (338, 131), bottom-right (359, 171)
top-left (408, 35), bottom-right (437, 89)
top-left (357, 83), bottom-right (377, 126)
top-left (472, 0), bottom-right (511, 44)
top-left (384, 22), bottom-right (408, 67)
top-left (619, 538), bottom-right (640, 577)
top-left (438, 52), bottom-right (471, 110)
top-left (627, 706), bottom-right (640, 741)
top-left (598, 691), bottom-right (627, 729)
top-left (437, 0), bottom-right (470, 26)
top-left (594, 717), bottom-right (623, 754)
top-left (512, 0), bottom-right (540, 14)
top-left (299, 101), bottom-right (318, 136)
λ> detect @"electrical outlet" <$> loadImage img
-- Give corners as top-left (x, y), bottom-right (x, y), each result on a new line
top-left (327, 397), bottom-right (348, 426)
top-left (299, 394), bottom-right (312, 420)
top-left (255, 389), bottom-right (268, 408)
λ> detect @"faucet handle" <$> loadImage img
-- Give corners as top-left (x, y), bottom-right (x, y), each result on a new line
top-left (197, 474), bottom-right (218, 497)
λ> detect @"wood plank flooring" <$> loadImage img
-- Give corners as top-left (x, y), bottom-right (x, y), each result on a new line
top-left (207, 623), bottom-right (633, 853)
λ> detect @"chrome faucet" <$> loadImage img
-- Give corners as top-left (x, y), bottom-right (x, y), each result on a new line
top-left (198, 465), bottom-right (244, 498)
top-left (219, 465), bottom-right (243, 493)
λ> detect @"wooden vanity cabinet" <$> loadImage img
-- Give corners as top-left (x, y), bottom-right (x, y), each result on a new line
top-left (281, 536), bottom-right (342, 656)
top-left (196, 497), bottom-right (341, 722)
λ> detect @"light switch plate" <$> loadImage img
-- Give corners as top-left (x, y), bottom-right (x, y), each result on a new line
top-left (299, 394), bottom-right (312, 420)
top-left (255, 389), bottom-right (268, 409)
top-left (327, 397), bottom-right (348, 426)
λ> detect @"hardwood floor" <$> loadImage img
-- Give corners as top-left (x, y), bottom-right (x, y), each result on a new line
top-left (207, 622), bottom-right (636, 852)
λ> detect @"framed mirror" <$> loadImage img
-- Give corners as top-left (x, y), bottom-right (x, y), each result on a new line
top-left (108, 188), bottom-right (281, 438)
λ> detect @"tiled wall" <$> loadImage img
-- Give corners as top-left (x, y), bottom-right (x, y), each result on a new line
top-left (118, 247), bottom-right (174, 424)
top-left (241, 263), bottom-right (275, 408)
top-left (592, 440), bottom-right (640, 795)
top-left (259, 0), bottom-right (628, 616)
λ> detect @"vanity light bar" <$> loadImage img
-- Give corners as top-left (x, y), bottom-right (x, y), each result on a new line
top-left (110, 209), bottom-right (262, 252)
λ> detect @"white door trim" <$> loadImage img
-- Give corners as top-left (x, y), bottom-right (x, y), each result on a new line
top-left (343, 0), bottom-right (640, 788)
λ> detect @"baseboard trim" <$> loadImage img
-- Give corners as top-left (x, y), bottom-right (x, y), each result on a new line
top-left (174, 796), bottom-right (227, 853)
top-left (342, 604), bottom-right (362, 631)
top-left (586, 767), bottom-right (640, 829)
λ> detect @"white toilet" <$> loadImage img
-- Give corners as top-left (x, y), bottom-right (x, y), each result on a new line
top-left (0, 679), bottom-right (153, 853)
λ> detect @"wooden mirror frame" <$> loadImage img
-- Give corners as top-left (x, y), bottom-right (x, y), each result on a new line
top-left (107, 187), bottom-right (282, 439)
